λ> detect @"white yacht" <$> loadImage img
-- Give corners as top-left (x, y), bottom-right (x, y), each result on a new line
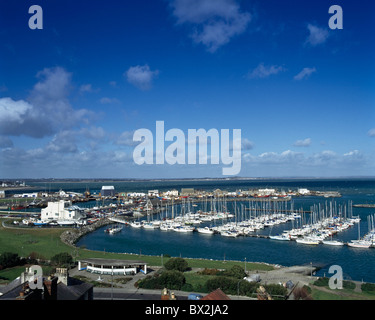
top-left (295, 238), bottom-right (320, 245)
top-left (197, 227), bottom-right (214, 234)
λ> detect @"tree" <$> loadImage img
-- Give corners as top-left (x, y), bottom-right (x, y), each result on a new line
top-left (164, 257), bottom-right (189, 272)
top-left (159, 270), bottom-right (186, 290)
top-left (0, 252), bottom-right (21, 270)
top-left (50, 252), bottom-right (73, 267)
top-left (221, 265), bottom-right (246, 279)
top-left (138, 270), bottom-right (186, 290)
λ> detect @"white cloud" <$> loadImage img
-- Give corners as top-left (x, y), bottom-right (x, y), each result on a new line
top-left (305, 24), bottom-right (329, 46)
top-left (343, 150), bottom-right (364, 162)
top-left (170, 0), bottom-right (251, 52)
top-left (0, 135), bottom-right (13, 148)
top-left (125, 65), bottom-right (159, 90)
top-left (294, 67), bottom-right (316, 80)
top-left (0, 98), bottom-right (33, 131)
top-left (46, 130), bottom-right (78, 153)
top-left (309, 150), bottom-right (337, 165)
top-left (293, 138), bottom-right (311, 147)
top-left (367, 128), bottom-right (375, 137)
top-left (246, 150), bottom-right (304, 164)
top-left (116, 131), bottom-right (138, 147)
top-left (242, 149), bottom-right (367, 169)
top-left (80, 126), bottom-right (106, 141)
top-left (79, 84), bottom-right (93, 93)
top-left (241, 138), bottom-right (254, 150)
top-left (100, 97), bottom-right (120, 104)
top-left (247, 63), bottom-right (285, 79)
top-left (26, 67), bottom-right (92, 137)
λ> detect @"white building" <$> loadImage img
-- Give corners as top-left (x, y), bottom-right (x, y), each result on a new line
top-left (41, 200), bottom-right (85, 222)
top-left (127, 192), bottom-right (146, 198)
top-left (298, 188), bottom-right (311, 195)
top-left (257, 188), bottom-right (276, 196)
top-left (101, 186), bottom-right (115, 197)
top-left (161, 190), bottom-right (179, 198)
top-left (13, 192), bottom-right (38, 198)
top-left (148, 190), bottom-right (159, 197)
top-left (78, 258), bottom-right (147, 276)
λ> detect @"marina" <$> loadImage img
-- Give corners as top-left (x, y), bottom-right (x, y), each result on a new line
top-left (100, 199), bottom-right (368, 249)
top-left (73, 178), bottom-right (375, 283)
top-left (2, 178), bottom-right (375, 283)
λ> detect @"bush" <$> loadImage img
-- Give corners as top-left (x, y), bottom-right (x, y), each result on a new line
top-left (0, 252), bottom-right (21, 270)
top-left (27, 251), bottom-right (47, 264)
top-left (219, 265), bottom-right (246, 279)
top-left (343, 280), bottom-right (356, 290)
top-left (198, 268), bottom-right (220, 276)
top-left (50, 252), bottom-right (73, 267)
top-left (361, 282), bottom-right (375, 294)
top-left (159, 270), bottom-right (186, 290)
top-left (137, 275), bottom-right (162, 289)
top-left (313, 277), bottom-right (329, 287)
top-left (264, 284), bottom-right (287, 300)
top-left (181, 283), bottom-right (194, 292)
top-left (206, 276), bottom-right (258, 296)
top-left (206, 276), bottom-right (235, 294)
top-left (164, 257), bottom-right (189, 272)
top-left (293, 287), bottom-right (313, 300)
top-left (138, 270), bottom-right (186, 290)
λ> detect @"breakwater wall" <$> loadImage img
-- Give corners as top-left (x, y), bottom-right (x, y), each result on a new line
top-left (60, 218), bottom-right (112, 247)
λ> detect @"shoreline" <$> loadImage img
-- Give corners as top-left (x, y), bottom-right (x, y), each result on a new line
top-left (60, 218), bottom-right (113, 247)
top-left (60, 218), bottom-right (279, 270)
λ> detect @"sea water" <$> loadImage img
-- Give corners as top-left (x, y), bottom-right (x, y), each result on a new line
top-left (26, 178), bottom-right (375, 282)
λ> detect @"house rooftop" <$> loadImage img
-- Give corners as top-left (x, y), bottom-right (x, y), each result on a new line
top-left (201, 288), bottom-right (231, 300)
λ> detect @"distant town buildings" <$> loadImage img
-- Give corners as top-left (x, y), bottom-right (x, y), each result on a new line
top-left (100, 186), bottom-right (116, 197)
top-left (161, 190), bottom-right (179, 198)
top-left (148, 189), bottom-right (159, 197)
top-left (181, 188), bottom-right (195, 196)
top-left (298, 188), bottom-right (311, 195)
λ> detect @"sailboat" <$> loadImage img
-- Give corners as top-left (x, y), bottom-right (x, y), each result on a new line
top-left (269, 234), bottom-right (291, 241)
top-left (173, 225), bottom-right (195, 232)
top-left (130, 221), bottom-right (143, 228)
top-left (322, 232), bottom-right (344, 246)
top-left (197, 226), bottom-right (214, 234)
top-left (347, 218), bottom-right (372, 248)
top-left (143, 222), bottom-right (159, 229)
top-left (347, 240), bottom-right (372, 248)
top-left (295, 237), bottom-right (320, 245)
top-left (322, 239), bottom-right (344, 246)
top-left (104, 224), bottom-right (123, 234)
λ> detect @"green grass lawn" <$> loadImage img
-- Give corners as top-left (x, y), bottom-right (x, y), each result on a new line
top-left (0, 221), bottom-right (73, 259)
top-left (0, 219), bottom-right (273, 283)
top-left (2, 220), bottom-right (375, 300)
top-left (0, 265), bottom-right (54, 284)
top-left (310, 278), bottom-right (375, 300)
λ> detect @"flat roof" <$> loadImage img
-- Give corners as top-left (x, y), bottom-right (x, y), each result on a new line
top-left (79, 258), bottom-right (146, 267)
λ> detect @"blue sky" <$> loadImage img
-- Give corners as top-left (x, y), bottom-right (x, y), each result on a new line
top-left (0, 0), bottom-right (374, 178)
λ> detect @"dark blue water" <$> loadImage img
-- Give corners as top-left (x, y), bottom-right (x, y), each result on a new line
top-left (28, 178), bottom-right (375, 282)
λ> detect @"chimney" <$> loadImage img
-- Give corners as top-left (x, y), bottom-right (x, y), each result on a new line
top-left (16, 290), bottom-right (26, 300)
top-left (43, 276), bottom-right (58, 300)
top-left (55, 267), bottom-right (69, 286)
top-left (161, 288), bottom-right (170, 300)
top-left (16, 283), bottom-right (42, 300)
